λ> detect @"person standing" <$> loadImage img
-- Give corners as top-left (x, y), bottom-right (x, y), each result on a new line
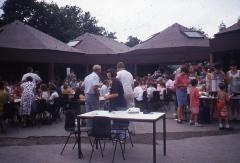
top-left (104, 68), bottom-right (128, 138)
top-left (226, 63), bottom-right (240, 120)
top-left (20, 76), bottom-right (36, 127)
top-left (116, 62), bottom-right (134, 107)
top-left (22, 67), bottom-right (42, 85)
top-left (175, 66), bottom-right (189, 123)
top-left (116, 62), bottom-right (135, 133)
top-left (82, 65), bottom-right (102, 114)
top-left (189, 79), bottom-right (201, 126)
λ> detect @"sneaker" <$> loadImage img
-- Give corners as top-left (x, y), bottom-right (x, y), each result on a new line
top-left (219, 123), bottom-right (223, 130)
top-left (194, 122), bottom-right (202, 127)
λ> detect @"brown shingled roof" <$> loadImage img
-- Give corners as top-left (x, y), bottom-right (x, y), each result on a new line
top-left (215, 20), bottom-right (240, 36)
top-left (132, 23), bottom-right (209, 50)
top-left (68, 33), bottom-right (130, 54)
top-left (0, 20), bottom-right (83, 53)
top-left (125, 23), bottom-right (210, 63)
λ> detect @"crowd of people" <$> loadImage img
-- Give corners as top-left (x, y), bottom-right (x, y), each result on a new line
top-left (0, 61), bottom-right (240, 132)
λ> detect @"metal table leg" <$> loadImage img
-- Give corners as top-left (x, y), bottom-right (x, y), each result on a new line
top-left (163, 114), bottom-right (166, 156)
top-left (77, 117), bottom-right (83, 158)
top-left (153, 121), bottom-right (156, 163)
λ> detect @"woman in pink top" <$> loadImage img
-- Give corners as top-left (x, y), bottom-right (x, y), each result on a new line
top-left (175, 66), bottom-right (189, 123)
top-left (189, 79), bottom-right (201, 126)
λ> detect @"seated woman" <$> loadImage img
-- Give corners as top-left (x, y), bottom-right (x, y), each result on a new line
top-left (48, 84), bottom-right (59, 121)
top-left (147, 83), bottom-right (157, 102)
top-left (0, 81), bottom-right (11, 116)
top-left (133, 81), bottom-right (144, 111)
top-left (38, 83), bottom-right (49, 101)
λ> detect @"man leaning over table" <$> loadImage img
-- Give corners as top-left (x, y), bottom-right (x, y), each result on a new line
top-left (81, 65), bottom-right (102, 126)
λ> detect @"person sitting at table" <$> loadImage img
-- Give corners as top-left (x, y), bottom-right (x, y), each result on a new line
top-left (0, 81), bottom-right (11, 116)
top-left (157, 82), bottom-right (166, 97)
top-left (62, 82), bottom-right (73, 95)
top-left (133, 81), bottom-right (144, 111)
top-left (147, 82), bottom-right (157, 102)
top-left (0, 81), bottom-right (12, 132)
top-left (216, 83), bottom-right (231, 129)
top-left (19, 76), bottom-right (36, 127)
top-left (12, 81), bottom-right (22, 99)
top-left (48, 84), bottom-right (59, 121)
top-left (48, 84), bottom-right (59, 105)
top-left (39, 84), bottom-right (49, 101)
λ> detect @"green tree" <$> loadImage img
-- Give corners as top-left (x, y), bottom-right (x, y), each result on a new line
top-left (1, 0), bottom-right (36, 24)
top-left (125, 36), bottom-right (141, 47)
top-left (0, 0), bottom-right (116, 42)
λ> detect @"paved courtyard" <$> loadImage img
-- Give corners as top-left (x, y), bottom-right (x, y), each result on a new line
top-left (1, 107), bottom-right (240, 163)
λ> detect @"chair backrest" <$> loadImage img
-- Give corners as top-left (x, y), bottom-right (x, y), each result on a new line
top-left (64, 110), bottom-right (75, 131)
top-left (36, 99), bottom-right (47, 112)
top-left (3, 102), bottom-right (17, 119)
top-left (143, 91), bottom-right (148, 103)
top-left (69, 100), bottom-right (81, 115)
top-left (92, 116), bottom-right (111, 139)
top-left (151, 91), bottom-right (160, 103)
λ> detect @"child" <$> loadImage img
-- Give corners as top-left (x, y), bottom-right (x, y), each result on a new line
top-left (216, 83), bottom-right (230, 129)
top-left (189, 79), bottom-right (201, 126)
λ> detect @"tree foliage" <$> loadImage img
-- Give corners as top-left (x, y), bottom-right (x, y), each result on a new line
top-left (125, 36), bottom-right (141, 47)
top-left (0, 0), bottom-right (117, 42)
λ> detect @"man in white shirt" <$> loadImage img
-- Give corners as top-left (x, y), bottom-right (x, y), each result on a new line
top-left (117, 62), bottom-right (135, 134)
top-left (116, 62), bottom-right (134, 108)
top-left (81, 65), bottom-right (102, 115)
top-left (22, 67), bottom-right (42, 85)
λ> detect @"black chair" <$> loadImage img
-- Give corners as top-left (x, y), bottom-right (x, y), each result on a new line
top-left (149, 91), bottom-right (161, 111)
top-left (89, 116), bottom-right (125, 163)
top-left (60, 110), bottom-right (92, 155)
top-left (111, 122), bottom-right (133, 153)
top-left (142, 91), bottom-right (149, 113)
top-left (159, 90), bottom-right (171, 112)
top-left (35, 99), bottom-right (48, 126)
top-left (2, 102), bottom-right (19, 132)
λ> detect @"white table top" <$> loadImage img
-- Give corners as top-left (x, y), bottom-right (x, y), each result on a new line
top-left (200, 96), bottom-right (217, 99)
top-left (78, 110), bottom-right (165, 122)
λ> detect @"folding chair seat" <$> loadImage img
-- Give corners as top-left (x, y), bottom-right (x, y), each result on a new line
top-left (89, 116), bottom-right (125, 163)
top-left (60, 110), bottom-right (92, 155)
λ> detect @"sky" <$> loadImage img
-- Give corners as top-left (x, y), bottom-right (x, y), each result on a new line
top-left (0, 0), bottom-right (240, 42)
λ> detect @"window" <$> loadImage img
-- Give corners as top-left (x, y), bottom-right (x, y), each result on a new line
top-left (183, 31), bottom-right (204, 38)
top-left (67, 40), bottom-right (80, 47)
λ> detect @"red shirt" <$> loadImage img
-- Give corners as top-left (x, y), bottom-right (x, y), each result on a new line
top-left (175, 74), bottom-right (188, 88)
top-left (190, 87), bottom-right (200, 108)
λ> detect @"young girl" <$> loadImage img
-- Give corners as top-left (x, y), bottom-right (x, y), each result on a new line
top-left (216, 83), bottom-right (230, 129)
top-left (189, 79), bottom-right (201, 126)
